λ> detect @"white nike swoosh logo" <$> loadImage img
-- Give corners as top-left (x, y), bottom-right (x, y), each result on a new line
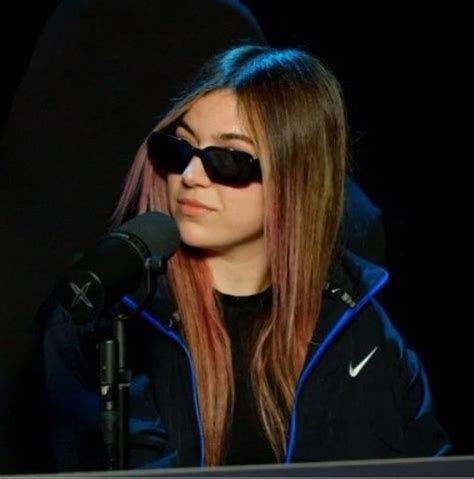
top-left (349, 346), bottom-right (378, 377)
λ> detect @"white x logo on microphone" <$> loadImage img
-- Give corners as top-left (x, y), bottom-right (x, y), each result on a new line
top-left (69, 281), bottom-right (94, 308)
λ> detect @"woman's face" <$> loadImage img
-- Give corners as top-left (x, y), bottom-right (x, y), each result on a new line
top-left (167, 89), bottom-right (265, 257)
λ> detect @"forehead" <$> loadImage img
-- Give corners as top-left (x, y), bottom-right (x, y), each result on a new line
top-left (182, 89), bottom-right (249, 135)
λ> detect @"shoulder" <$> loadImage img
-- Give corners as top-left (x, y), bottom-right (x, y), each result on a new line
top-left (38, 295), bottom-right (118, 376)
top-left (320, 250), bottom-right (411, 375)
top-left (329, 253), bottom-right (434, 409)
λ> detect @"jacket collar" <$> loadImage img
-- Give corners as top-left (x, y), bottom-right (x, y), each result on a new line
top-left (123, 249), bottom-right (389, 339)
top-left (311, 249), bottom-right (389, 351)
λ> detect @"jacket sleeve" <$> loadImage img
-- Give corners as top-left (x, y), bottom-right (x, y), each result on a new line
top-left (39, 299), bottom-right (173, 471)
top-left (371, 299), bottom-right (453, 457)
top-left (40, 299), bottom-right (104, 471)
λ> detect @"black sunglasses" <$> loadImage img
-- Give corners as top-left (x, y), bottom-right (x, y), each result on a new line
top-left (147, 132), bottom-right (262, 186)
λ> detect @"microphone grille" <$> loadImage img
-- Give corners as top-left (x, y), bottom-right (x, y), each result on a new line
top-left (115, 211), bottom-right (180, 259)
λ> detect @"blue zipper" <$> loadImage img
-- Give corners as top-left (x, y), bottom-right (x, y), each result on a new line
top-left (121, 296), bottom-right (206, 467)
top-left (284, 270), bottom-right (389, 463)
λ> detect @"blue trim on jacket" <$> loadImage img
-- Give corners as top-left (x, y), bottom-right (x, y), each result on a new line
top-left (122, 295), bottom-right (206, 467)
top-left (285, 266), bottom-right (389, 462)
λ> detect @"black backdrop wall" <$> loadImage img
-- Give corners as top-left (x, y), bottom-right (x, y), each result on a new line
top-left (0, 1), bottom-right (470, 474)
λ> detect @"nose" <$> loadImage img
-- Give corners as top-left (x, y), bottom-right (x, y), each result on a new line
top-left (181, 155), bottom-right (212, 187)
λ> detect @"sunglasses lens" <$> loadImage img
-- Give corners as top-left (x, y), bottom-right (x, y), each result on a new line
top-left (205, 150), bottom-right (245, 180)
top-left (147, 133), bottom-right (189, 174)
top-left (205, 149), bottom-right (261, 186)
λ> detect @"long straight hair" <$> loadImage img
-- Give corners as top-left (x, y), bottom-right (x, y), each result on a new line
top-left (113, 45), bottom-right (347, 465)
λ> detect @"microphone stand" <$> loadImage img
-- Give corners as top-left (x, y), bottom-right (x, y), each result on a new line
top-left (99, 255), bottom-right (167, 470)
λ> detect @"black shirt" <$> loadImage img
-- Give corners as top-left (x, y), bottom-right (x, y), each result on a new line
top-left (219, 288), bottom-right (275, 465)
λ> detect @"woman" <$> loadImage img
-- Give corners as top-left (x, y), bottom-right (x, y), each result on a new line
top-left (42, 45), bottom-right (451, 471)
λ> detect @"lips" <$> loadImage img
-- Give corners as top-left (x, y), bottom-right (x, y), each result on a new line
top-left (177, 198), bottom-right (215, 211)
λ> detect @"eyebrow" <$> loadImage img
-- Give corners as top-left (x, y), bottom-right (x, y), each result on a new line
top-left (177, 119), bottom-right (255, 146)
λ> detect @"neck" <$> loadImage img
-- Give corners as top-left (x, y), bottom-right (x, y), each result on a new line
top-left (206, 244), bottom-right (270, 297)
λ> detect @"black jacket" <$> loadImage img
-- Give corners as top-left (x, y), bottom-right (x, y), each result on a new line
top-left (41, 251), bottom-right (451, 471)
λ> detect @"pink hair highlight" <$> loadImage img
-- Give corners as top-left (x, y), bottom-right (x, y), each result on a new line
top-left (113, 125), bottom-right (234, 465)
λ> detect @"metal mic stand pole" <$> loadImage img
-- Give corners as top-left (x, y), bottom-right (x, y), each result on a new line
top-left (99, 338), bottom-right (119, 470)
top-left (99, 256), bottom-right (164, 470)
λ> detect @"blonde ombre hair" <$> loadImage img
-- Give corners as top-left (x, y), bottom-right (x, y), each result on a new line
top-left (114, 45), bottom-right (347, 465)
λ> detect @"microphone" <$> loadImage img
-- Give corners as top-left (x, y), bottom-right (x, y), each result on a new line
top-left (55, 212), bottom-right (180, 324)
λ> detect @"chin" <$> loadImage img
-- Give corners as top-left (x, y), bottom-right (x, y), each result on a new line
top-left (177, 222), bottom-right (216, 249)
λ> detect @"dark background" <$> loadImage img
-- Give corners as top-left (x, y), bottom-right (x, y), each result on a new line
top-left (0, 0), bottom-right (469, 473)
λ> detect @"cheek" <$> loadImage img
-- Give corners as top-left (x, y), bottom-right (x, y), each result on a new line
top-left (223, 184), bottom-right (265, 228)
top-left (166, 174), bottom-right (181, 215)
